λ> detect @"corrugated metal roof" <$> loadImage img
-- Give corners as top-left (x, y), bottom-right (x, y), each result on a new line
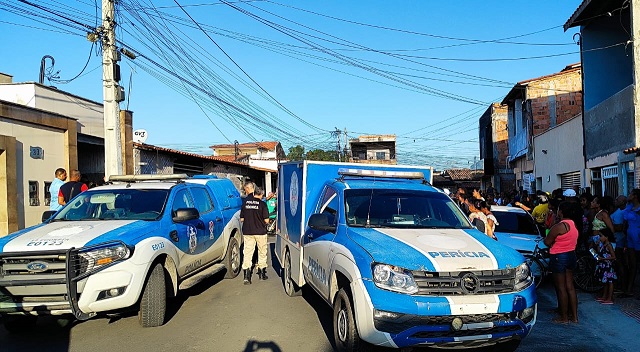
top-left (209, 141), bottom-right (279, 151)
top-left (133, 142), bottom-right (248, 166)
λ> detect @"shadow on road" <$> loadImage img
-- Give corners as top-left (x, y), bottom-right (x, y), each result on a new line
top-left (243, 340), bottom-right (282, 352)
top-left (0, 315), bottom-right (75, 352)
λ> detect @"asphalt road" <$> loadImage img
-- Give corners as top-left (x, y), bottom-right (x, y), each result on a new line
top-left (1, 242), bottom-right (639, 352)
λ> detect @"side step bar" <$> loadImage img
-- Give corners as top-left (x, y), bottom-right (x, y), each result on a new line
top-left (178, 264), bottom-right (225, 290)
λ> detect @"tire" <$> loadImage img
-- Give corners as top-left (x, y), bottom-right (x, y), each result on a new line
top-left (333, 288), bottom-right (364, 352)
top-left (138, 263), bottom-right (167, 327)
top-left (282, 250), bottom-right (301, 297)
top-left (526, 257), bottom-right (546, 288)
top-left (224, 237), bottom-right (241, 279)
top-left (573, 255), bottom-right (603, 293)
top-left (2, 315), bottom-right (37, 334)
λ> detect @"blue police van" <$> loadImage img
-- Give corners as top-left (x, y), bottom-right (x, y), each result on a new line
top-left (275, 161), bottom-right (536, 351)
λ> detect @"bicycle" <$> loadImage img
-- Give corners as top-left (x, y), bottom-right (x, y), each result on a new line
top-left (572, 243), bottom-right (604, 293)
top-left (524, 239), bottom-right (550, 289)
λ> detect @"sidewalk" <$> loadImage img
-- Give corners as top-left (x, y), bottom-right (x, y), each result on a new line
top-left (618, 293), bottom-right (640, 323)
top-left (521, 282), bottom-right (640, 352)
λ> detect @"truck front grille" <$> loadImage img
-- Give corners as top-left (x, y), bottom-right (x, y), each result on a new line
top-left (0, 250), bottom-right (70, 297)
top-left (411, 269), bottom-right (515, 296)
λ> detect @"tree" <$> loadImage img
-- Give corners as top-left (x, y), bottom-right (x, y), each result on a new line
top-left (306, 149), bottom-right (339, 162)
top-left (287, 145), bottom-right (305, 161)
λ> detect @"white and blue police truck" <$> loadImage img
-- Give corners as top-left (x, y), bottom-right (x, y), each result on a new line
top-left (0, 174), bottom-right (243, 331)
top-left (275, 161), bottom-right (536, 352)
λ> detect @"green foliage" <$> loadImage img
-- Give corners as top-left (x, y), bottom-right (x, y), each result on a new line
top-left (287, 145), bottom-right (305, 161)
top-left (286, 145), bottom-right (341, 162)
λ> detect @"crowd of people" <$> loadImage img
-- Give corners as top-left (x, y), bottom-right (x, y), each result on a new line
top-left (449, 183), bottom-right (640, 325)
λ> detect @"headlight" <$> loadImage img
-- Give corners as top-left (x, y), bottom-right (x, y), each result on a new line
top-left (78, 242), bottom-right (131, 276)
top-left (372, 263), bottom-right (418, 294)
top-left (514, 262), bottom-right (533, 291)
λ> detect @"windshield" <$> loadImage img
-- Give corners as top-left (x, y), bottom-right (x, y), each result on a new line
top-left (493, 211), bottom-right (539, 235)
top-left (53, 189), bottom-right (170, 221)
top-left (344, 189), bottom-right (471, 229)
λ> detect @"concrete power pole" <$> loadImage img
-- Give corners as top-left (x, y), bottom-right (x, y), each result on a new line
top-left (102, 0), bottom-right (123, 180)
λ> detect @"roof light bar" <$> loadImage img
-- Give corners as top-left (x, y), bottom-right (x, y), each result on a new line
top-left (109, 174), bottom-right (189, 182)
top-left (337, 168), bottom-right (424, 179)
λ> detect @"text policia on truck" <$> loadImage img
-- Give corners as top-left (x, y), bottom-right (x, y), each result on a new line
top-left (0, 174), bottom-right (243, 331)
top-left (275, 161), bottom-right (537, 352)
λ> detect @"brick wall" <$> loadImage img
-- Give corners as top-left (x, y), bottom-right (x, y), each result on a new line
top-left (527, 69), bottom-right (582, 136)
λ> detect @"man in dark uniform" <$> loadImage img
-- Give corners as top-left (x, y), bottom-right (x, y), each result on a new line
top-left (240, 183), bottom-right (270, 284)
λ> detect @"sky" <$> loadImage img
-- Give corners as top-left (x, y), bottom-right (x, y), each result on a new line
top-left (0, 0), bottom-right (583, 170)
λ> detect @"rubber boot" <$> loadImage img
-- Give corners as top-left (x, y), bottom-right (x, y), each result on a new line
top-left (258, 268), bottom-right (268, 280)
top-left (243, 269), bottom-right (252, 285)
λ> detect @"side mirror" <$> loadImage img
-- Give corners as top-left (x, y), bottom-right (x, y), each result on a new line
top-left (308, 213), bottom-right (336, 233)
top-left (42, 210), bottom-right (57, 223)
top-left (173, 208), bottom-right (200, 223)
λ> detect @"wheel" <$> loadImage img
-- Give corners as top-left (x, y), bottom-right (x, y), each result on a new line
top-left (282, 250), bottom-right (301, 297)
top-left (525, 257), bottom-right (546, 288)
top-left (224, 237), bottom-right (241, 279)
top-left (333, 288), bottom-right (364, 352)
top-left (2, 315), bottom-right (37, 333)
top-left (138, 263), bottom-right (167, 327)
top-left (573, 255), bottom-right (603, 293)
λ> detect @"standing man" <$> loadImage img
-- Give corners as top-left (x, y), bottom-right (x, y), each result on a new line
top-left (240, 183), bottom-right (270, 285)
top-left (49, 168), bottom-right (67, 211)
top-left (58, 169), bottom-right (88, 206)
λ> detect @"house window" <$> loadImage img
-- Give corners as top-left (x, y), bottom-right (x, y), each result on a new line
top-left (44, 181), bottom-right (52, 206)
top-left (376, 152), bottom-right (386, 160)
top-left (29, 181), bottom-right (39, 206)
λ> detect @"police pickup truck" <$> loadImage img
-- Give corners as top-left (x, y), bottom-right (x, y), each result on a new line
top-left (275, 161), bottom-right (536, 352)
top-left (0, 174), bottom-right (243, 331)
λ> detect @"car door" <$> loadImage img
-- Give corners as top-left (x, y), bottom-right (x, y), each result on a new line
top-left (170, 187), bottom-right (206, 276)
top-left (190, 185), bottom-right (225, 263)
top-left (303, 185), bottom-right (339, 301)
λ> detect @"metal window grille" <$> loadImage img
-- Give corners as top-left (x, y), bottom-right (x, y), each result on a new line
top-left (560, 172), bottom-right (581, 191)
top-left (602, 166), bottom-right (618, 198)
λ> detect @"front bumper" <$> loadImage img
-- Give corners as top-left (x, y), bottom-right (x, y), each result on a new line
top-left (374, 305), bottom-right (536, 348)
top-left (351, 279), bottom-right (537, 349)
top-left (0, 243), bottom-right (141, 319)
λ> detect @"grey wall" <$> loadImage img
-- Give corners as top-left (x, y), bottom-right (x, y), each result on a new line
top-left (584, 85), bottom-right (634, 161)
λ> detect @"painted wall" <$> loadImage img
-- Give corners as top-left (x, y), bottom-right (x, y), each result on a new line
top-left (0, 117), bottom-right (66, 229)
top-left (0, 83), bottom-right (104, 138)
top-left (581, 16), bottom-right (633, 111)
top-left (584, 85), bottom-right (634, 163)
top-left (533, 115), bottom-right (586, 192)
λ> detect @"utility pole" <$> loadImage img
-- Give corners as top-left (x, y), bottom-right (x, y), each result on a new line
top-left (102, 0), bottom-right (123, 179)
top-left (343, 128), bottom-right (349, 162)
top-left (332, 127), bottom-right (342, 162)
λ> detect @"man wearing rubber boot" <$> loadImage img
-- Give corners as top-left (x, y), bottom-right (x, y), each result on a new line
top-left (240, 183), bottom-right (270, 284)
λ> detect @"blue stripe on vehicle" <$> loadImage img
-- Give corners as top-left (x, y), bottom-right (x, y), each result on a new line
top-left (84, 221), bottom-right (156, 247)
top-left (346, 228), bottom-right (438, 272)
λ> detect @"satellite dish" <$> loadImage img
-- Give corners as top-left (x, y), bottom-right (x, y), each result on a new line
top-left (133, 129), bottom-right (148, 143)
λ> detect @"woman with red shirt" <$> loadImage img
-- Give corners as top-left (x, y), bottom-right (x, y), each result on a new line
top-left (544, 201), bottom-right (582, 324)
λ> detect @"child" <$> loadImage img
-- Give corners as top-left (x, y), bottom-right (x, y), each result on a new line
top-left (594, 233), bottom-right (617, 304)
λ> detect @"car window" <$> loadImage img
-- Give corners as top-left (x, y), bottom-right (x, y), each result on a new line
top-left (317, 186), bottom-right (339, 226)
top-left (52, 189), bottom-right (169, 221)
top-left (493, 211), bottom-right (539, 235)
top-left (191, 187), bottom-right (214, 214)
top-left (172, 188), bottom-right (194, 213)
top-left (344, 189), bottom-right (471, 229)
